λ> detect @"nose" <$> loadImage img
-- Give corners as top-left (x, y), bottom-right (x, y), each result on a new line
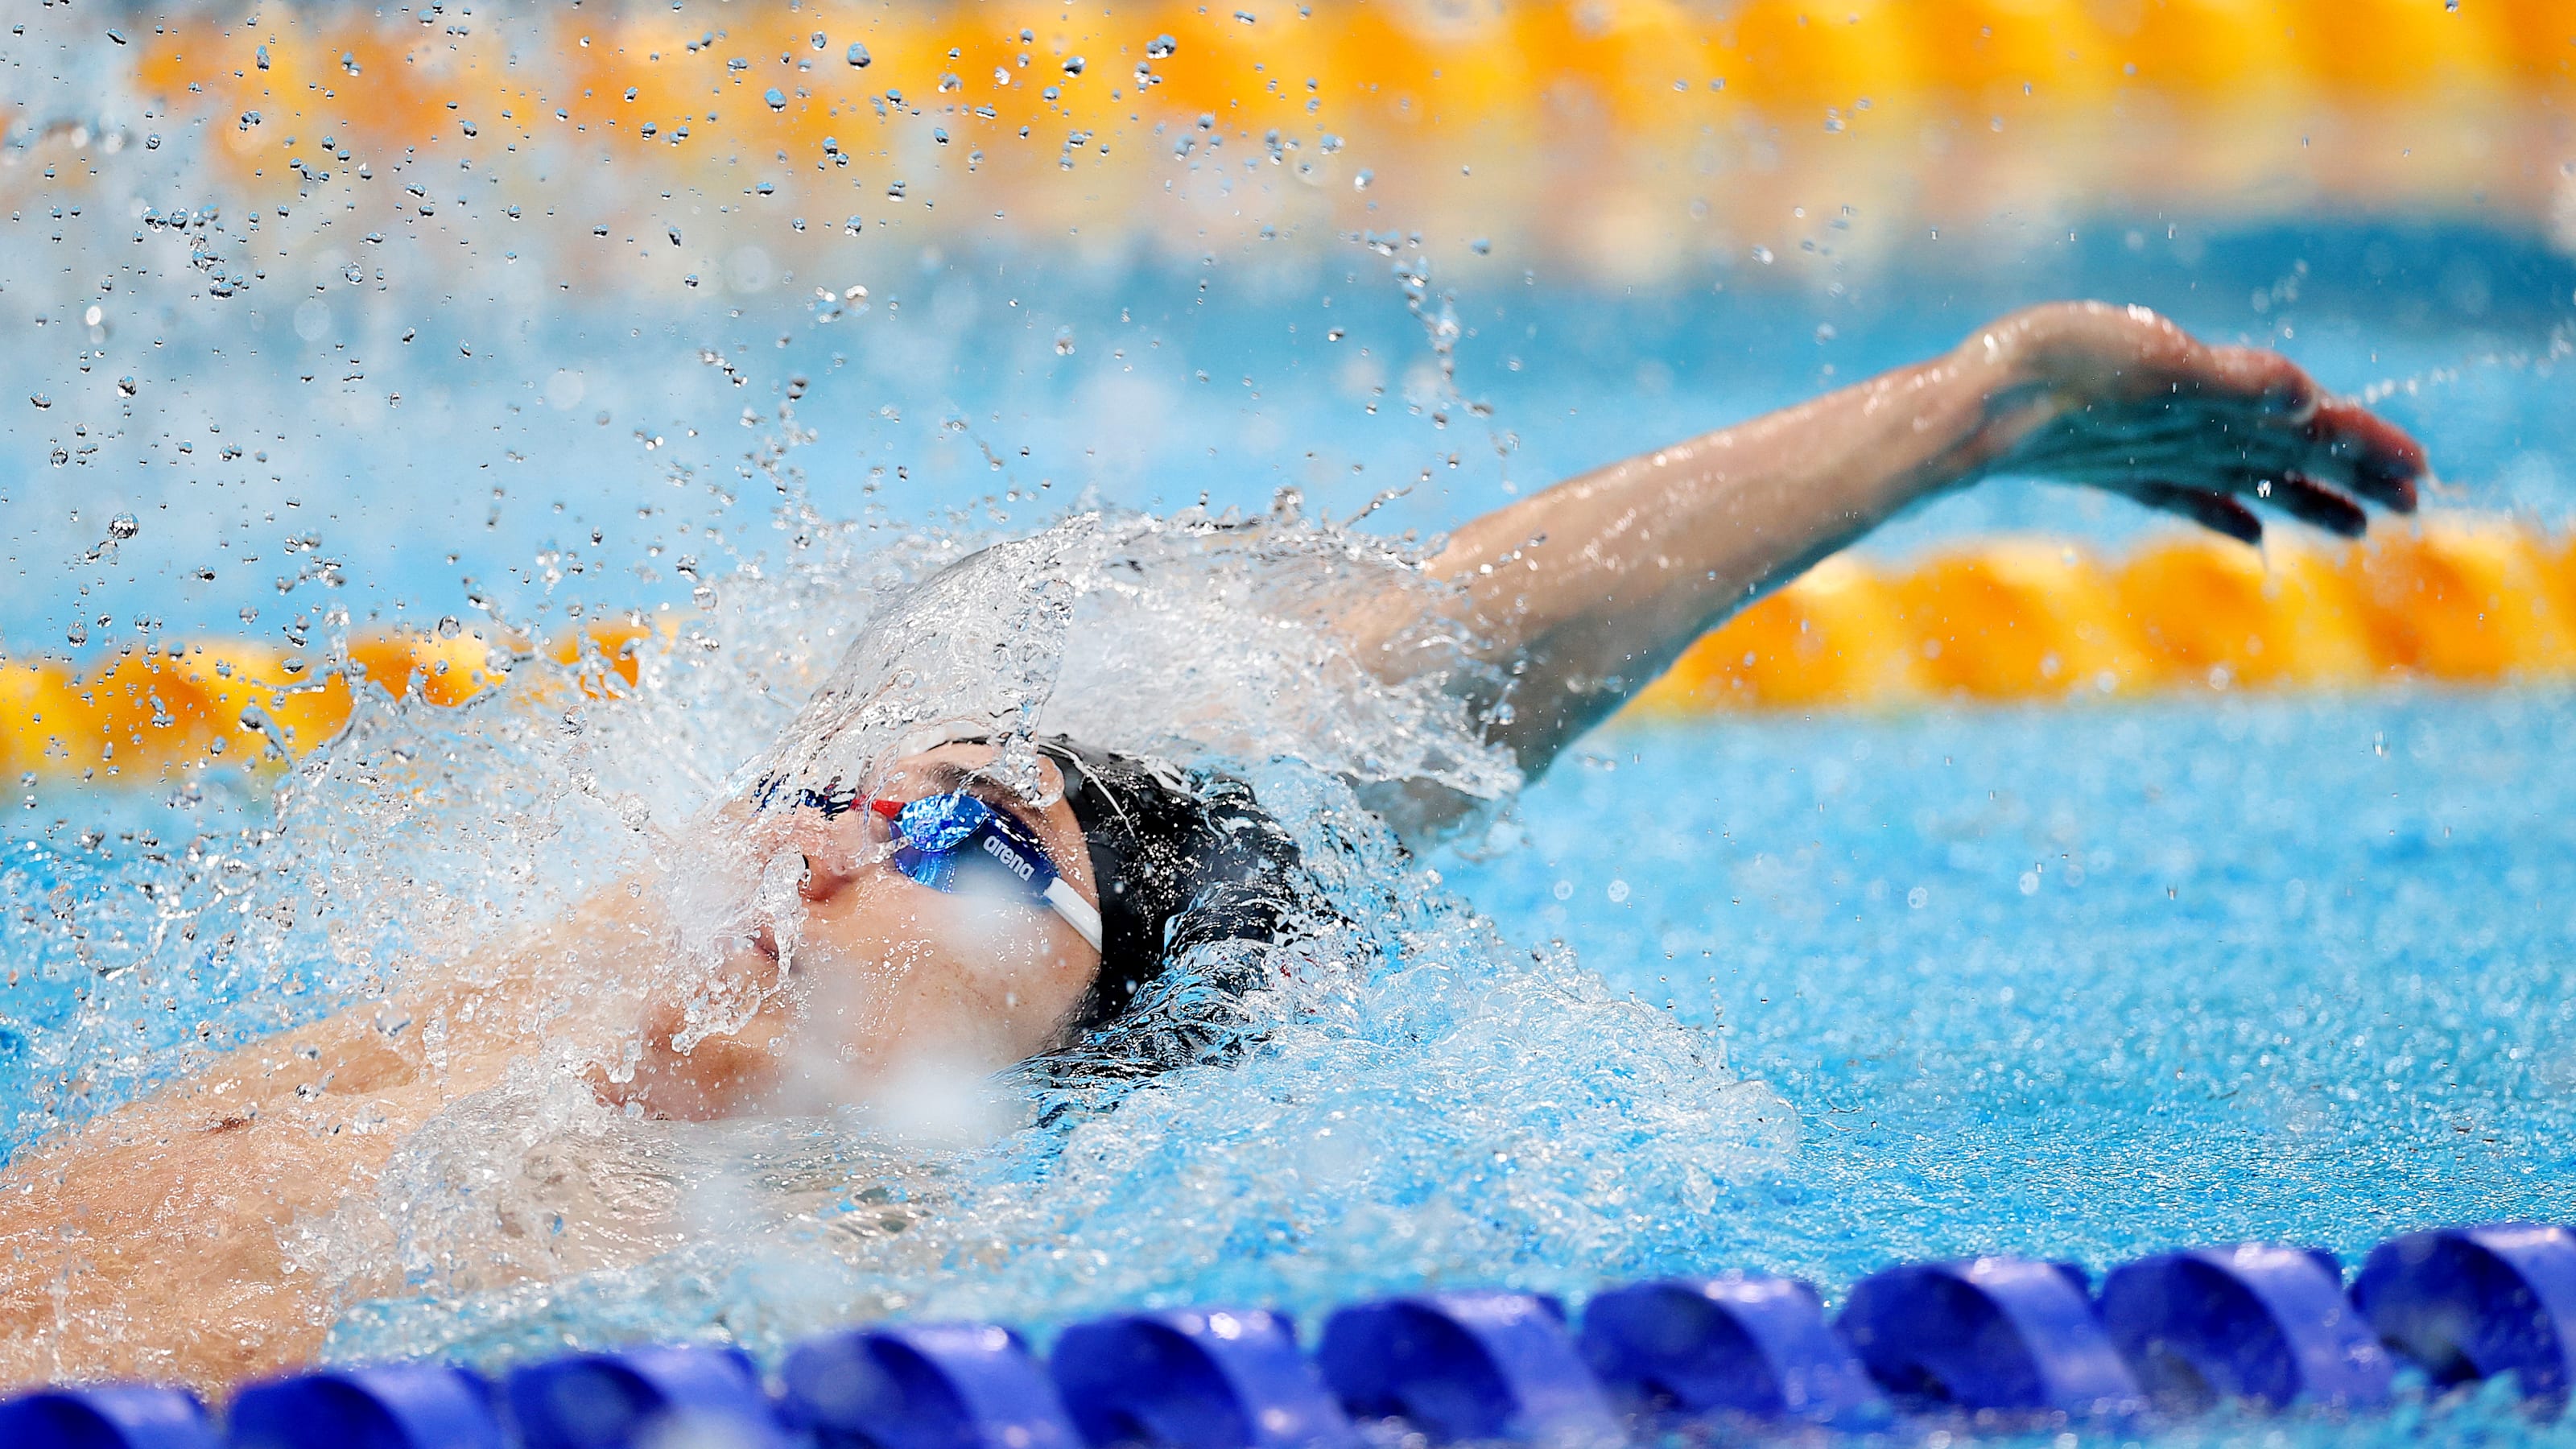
top-left (786, 805), bottom-right (892, 904)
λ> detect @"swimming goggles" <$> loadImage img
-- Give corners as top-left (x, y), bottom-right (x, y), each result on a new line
top-left (789, 786), bottom-right (1103, 951)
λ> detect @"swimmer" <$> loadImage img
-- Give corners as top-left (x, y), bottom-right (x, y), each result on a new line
top-left (0, 303), bottom-right (2426, 1389)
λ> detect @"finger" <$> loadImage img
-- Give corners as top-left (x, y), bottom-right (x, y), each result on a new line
top-left (2266, 474), bottom-right (2369, 538)
top-left (2306, 400), bottom-right (2425, 512)
top-left (2134, 483), bottom-right (2264, 544)
top-left (2196, 345), bottom-right (2324, 418)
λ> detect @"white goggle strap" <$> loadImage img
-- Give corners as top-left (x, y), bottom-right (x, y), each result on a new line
top-left (1043, 877), bottom-right (1104, 952)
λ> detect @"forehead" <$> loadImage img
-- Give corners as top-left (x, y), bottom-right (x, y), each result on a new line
top-left (889, 741), bottom-right (1066, 795)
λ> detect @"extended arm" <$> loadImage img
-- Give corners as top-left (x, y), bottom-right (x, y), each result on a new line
top-left (0, 889), bottom-right (675, 1391)
top-left (1360, 302), bottom-right (2426, 775)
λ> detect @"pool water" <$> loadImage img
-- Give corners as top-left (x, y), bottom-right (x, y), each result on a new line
top-left (1452, 693), bottom-right (2576, 1284)
top-left (9, 672), bottom-right (2574, 1396)
top-left (6, 7), bottom-right (2576, 1434)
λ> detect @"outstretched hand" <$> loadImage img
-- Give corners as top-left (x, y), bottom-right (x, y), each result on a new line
top-left (1960, 302), bottom-right (2427, 543)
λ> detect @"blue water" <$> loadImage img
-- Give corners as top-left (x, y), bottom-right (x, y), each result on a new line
top-left (4, 203), bottom-right (2571, 654)
top-left (10, 688), bottom-right (2574, 1281)
top-left (8, 10), bottom-right (2576, 1431)
top-left (1451, 692), bottom-right (2576, 1286)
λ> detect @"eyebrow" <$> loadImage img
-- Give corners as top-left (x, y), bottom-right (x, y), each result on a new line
top-left (918, 762), bottom-right (1055, 852)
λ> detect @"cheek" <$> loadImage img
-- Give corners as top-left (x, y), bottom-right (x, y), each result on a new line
top-left (793, 881), bottom-right (1085, 1022)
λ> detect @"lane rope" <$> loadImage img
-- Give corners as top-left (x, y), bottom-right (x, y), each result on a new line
top-left (9, 521), bottom-right (2573, 787)
top-left (2, 1221), bottom-right (2570, 1443)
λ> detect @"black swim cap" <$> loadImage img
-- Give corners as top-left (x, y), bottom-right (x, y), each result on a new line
top-left (1033, 736), bottom-right (1306, 1038)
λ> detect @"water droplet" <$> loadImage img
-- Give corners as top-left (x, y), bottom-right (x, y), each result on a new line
top-left (1908, 886), bottom-right (1928, 909)
top-left (2018, 871), bottom-right (2041, 896)
top-left (1551, 879), bottom-right (1574, 901)
top-left (115, 377), bottom-right (138, 398)
top-left (1607, 879), bottom-right (1631, 904)
top-left (1752, 246), bottom-right (1775, 264)
top-left (106, 513), bottom-right (139, 541)
top-left (436, 616), bottom-right (463, 639)
top-left (1352, 168), bottom-right (1373, 191)
top-left (1147, 34), bottom-right (1179, 58)
top-left (765, 87), bottom-right (788, 111)
top-left (811, 31), bottom-right (828, 49)
top-left (1054, 326), bottom-right (1075, 355)
top-left (65, 619), bottom-right (88, 646)
top-left (846, 43), bottom-right (872, 68)
top-left (28, 394), bottom-right (48, 409)
top-left (624, 87), bottom-right (638, 102)
top-left (1326, 327), bottom-right (1345, 342)
top-left (1063, 56), bottom-right (1085, 75)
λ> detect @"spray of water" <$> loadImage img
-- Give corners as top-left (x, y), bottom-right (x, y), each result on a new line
top-left (2, 487), bottom-right (1794, 1368)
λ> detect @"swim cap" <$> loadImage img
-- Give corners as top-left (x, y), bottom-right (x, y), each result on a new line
top-left (1033, 736), bottom-right (1306, 1038)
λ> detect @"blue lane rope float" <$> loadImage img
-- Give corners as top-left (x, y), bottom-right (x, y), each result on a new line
top-left (1051, 1308), bottom-right (1354, 1449)
top-left (1313, 1292), bottom-right (1619, 1444)
top-left (0, 1385), bottom-right (220, 1449)
top-left (2353, 1224), bottom-right (2576, 1410)
top-left (780, 1323), bottom-right (1080, 1449)
top-left (227, 1364), bottom-right (504, 1449)
top-left (1575, 1274), bottom-right (1888, 1430)
top-left (1834, 1257), bottom-right (2143, 1418)
top-left (13, 1223), bottom-right (2576, 1449)
top-left (505, 1346), bottom-right (782, 1449)
top-left (2095, 1245), bottom-right (2392, 1413)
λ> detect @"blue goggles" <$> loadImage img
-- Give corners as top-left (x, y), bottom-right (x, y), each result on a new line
top-left (786, 786), bottom-right (1102, 951)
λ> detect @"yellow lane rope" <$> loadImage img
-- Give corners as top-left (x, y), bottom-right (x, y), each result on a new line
top-left (1633, 519), bottom-right (2576, 713)
top-left (6, 520), bottom-right (2572, 788)
top-left (57, 1), bottom-right (2572, 281)
top-left (0, 622), bottom-right (654, 786)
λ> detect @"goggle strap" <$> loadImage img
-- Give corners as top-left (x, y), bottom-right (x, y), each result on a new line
top-left (977, 822), bottom-right (1104, 951)
top-left (1043, 877), bottom-right (1104, 952)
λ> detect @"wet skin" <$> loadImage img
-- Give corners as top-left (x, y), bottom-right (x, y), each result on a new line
top-left (0, 741), bottom-right (1099, 1386)
top-left (0, 303), bottom-right (2432, 1391)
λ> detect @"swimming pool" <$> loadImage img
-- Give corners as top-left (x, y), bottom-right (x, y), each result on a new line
top-left (7, 682), bottom-right (2573, 1375)
top-left (6, 2), bottom-right (2576, 1439)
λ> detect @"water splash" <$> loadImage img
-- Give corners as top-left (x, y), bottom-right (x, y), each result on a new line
top-left (1, 496), bottom-right (1785, 1371)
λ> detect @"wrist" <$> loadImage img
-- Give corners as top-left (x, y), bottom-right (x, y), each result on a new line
top-left (1931, 319), bottom-right (2070, 488)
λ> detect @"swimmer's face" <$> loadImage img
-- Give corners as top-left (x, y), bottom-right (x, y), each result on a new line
top-left (606, 742), bottom-right (1103, 1121)
top-left (799, 741), bottom-right (1104, 1059)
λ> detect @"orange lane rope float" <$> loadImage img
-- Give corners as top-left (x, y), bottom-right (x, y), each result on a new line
top-left (1630, 519), bottom-right (2576, 713)
top-left (7, 520), bottom-right (2575, 789)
